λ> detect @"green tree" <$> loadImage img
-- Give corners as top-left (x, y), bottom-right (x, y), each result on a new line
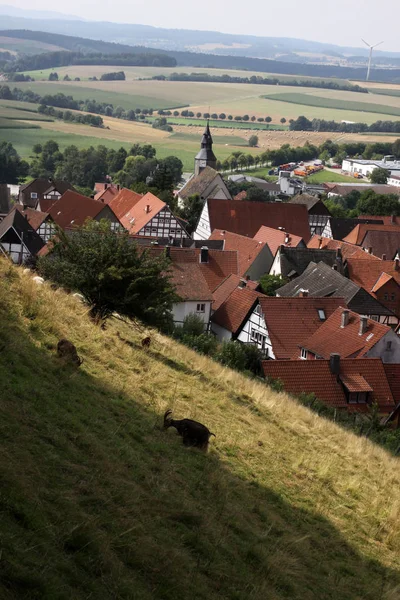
top-left (32, 143), bottom-right (42, 155)
top-left (0, 142), bottom-right (29, 183)
top-left (356, 191), bottom-right (400, 216)
top-left (38, 220), bottom-right (178, 327)
top-left (259, 274), bottom-right (288, 296)
top-left (178, 193), bottom-right (203, 233)
top-left (280, 117), bottom-right (287, 124)
top-left (370, 167), bottom-right (390, 184)
top-left (248, 135), bottom-right (259, 148)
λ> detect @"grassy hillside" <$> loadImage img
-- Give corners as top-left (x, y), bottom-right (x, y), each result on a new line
top-left (1, 259), bottom-right (400, 599)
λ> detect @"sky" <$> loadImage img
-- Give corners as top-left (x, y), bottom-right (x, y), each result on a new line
top-left (3, 0), bottom-right (400, 52)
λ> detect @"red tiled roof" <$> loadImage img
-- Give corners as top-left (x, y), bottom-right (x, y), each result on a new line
top-left (170, 262), bottom-right (213, 302)
top-left (212, 274), bottom-right (259, 311)
top-left (212, 286), bottom-right (264, 334)
top-left (94, 187), bottom-right (119, 204)
top-left (39, 198), bottom-right (58, 213)
top-left (262, 358), bottom-right (395, 412)
top-left (15, 206), bottom-right (49, 230)
top-left (150, 247), bottom-right (239, 293)
top-left (339, 373), bottom-right (373, 393)
top-left (233, 190), bottom-right (247, 201)
top-left (300, 307), bottom-right (390, 359)
top-left (206, 199), bottom-right (311, 241)
top-left (259, 297), bottom-right (346, 360)
top-left (343, 224), bottom-right (400, 246)
top-left (254, 225), bottom-right (304, 256)
top-left (209, 229), bottom-right (266, 276)
top-left (360, 215), bottom-right (400, 226)
top-left (307, 236), bottom-right (381, 261)
top-left (384, 364), bottom-right (400, 404)
top-left (108, 188), bottom-right (143, 220)
top-left (346, 258), bottom-right (400, 293)
top-left (49, 191), bottom-right (108, 229)
top-left (120, 192), bottom-right (166, 234)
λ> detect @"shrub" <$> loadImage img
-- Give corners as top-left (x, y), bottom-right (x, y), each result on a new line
top-left (181, 313), bottom-right (206, 337)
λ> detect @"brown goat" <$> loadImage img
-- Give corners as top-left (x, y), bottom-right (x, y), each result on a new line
top-left (57, 339), bottom-right (83, 366)
top-left (141, 336), bottom-right (151, 348)
top-left (164, 409), bottom-right (215, 450)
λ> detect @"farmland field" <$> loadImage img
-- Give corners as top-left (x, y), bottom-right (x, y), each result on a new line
top-left (22, 64), bottom-right (353, 85)
top-left (261, 92), bottom-right (400, 117)
top-left (9, 77), bottom-right (400, 125)
top-left (305, 170), bottom-right (356, 183)
top-left (0, 35), bottom-right (64, 55)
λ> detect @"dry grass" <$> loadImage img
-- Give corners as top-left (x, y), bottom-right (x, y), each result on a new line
top-left (1, 259), bottom-right (400, 599)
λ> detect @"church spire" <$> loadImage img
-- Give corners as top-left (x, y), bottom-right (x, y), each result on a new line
top-left (194, 121), bottom-right (217, 176)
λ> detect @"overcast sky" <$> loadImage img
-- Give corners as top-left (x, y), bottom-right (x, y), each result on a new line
top-left (4, 0), bottom-right (400, 52)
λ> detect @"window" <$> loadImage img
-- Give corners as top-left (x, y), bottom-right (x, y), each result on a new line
top-left (30, 192), bottom-right (38, 199)
top-left (254, 304), bottom-right (261, 315)
top-left (317, 309), bottom-right (326, 321)
top-left (348, 391), bottom-right (368, 404)
top-left (387, 341), bottom-right (392, 351)
top-left (348, 392), bottom-right (358, 404)
top-left (196, 303), bottom-right (205, 313)
top-left (384, 293), bottom-right (389, 301)
top-left (300, 348), bottom-right (307, 360)
top-left (391, 294), bottom-right (396, 301)
top-left (250, 329), bottom-right (266, 348)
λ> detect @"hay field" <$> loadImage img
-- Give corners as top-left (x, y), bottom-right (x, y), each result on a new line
top-left (11, 78), bottom-right (400, 124)
top-left (22, 64), bottom-right (352, 84)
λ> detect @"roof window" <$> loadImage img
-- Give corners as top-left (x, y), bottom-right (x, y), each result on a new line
top-left (317, 309), bottom-right (326, 321)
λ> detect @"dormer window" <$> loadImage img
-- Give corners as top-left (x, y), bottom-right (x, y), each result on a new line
top-left (31, 192), bottom-right (38, 199)
top-left (317, 309), bottom-right (326, 321)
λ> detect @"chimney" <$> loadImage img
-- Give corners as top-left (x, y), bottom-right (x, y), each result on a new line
top-left (165, 246), bottom-right (171, 259)
top-left (341, 309), bottom-right (349, 328)
top-left (332, 264), bottom-right (338, 271)
top-left (336, 248), bottom-right (342, 259)
top-left (368, 246), bottom-right (372, 254)
top-left (391, 214), bottom-right (395, 224)
top-left (359, 316), bottom-right (368, 336)
top-left (200, 246), bottom-right (209, 263)
top-left (145, 204), bottom-right (151, 214)
top-left (318, 236), bottom-right (323, 249)
top-left (284, 233), bottom-right (290, 244)
top-left (298, 289), bottom-right (308, 297)
top-left (395, 258), bottom-right (399, 271)
top-left (238, 279), bottom-right (246, 289)
top-left (382, 254), bottom-right (387, 260)
top-left (329, 353), bottom-right (340, 376)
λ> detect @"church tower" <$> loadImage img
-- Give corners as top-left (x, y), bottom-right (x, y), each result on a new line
top-left (194, 121), bottom-right (217, 176)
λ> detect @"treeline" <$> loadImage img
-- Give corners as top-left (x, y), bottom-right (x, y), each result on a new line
top-left (289, 115), bottom-right (400, 134)
top-left (0, 85), bottom-right (152, 122)
top-left (153, 72), bottom-right (368, 93)
top-left (99, 71), bottom-right (125, 81)
top-left (37, 104), bottom-right (104, 128)
top-left (3, 50), bottom-right (176, 72)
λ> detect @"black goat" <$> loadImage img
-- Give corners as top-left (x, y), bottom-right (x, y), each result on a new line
top-left (163, 409), bottom-right (215, 449)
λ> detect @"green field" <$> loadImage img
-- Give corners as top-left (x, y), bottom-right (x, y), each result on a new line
top-left (0, 35), bottom-right (63, 55)
top-left (147, 116), bottom-right (287, 130)
top-left (306, 169), bottom-right (356, 183)
top-left (372, 88), bottom-right (400, 98)
top-left (262, 92), bottom-right (400, 118)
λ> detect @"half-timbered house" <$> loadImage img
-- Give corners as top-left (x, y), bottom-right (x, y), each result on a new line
top-left (0, 208), bottom-right (44, 263)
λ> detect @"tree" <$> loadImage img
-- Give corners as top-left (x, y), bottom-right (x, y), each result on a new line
top-left (280, 117), bottom-right (287, 124)
top-left (0, 142), bottom-right (29, 183)
top-left (32, 144), bottom-right (42, 155)
top-left (357, 191), bottom-right (400, 216)
top-left (38, 220), bottom-right (178, 328)
top-left (177, 193), bottom-right (203, 233)
top-left (370, 167), bottom-right (389, 184)
top-left (248, 135), bottom-right (258, 148)
top-left (48, 72), bottom-right (58, 81)
top-left (259, 274), bottom-right (288, 296)
top-left (159, 156), bottom-right (183, 185)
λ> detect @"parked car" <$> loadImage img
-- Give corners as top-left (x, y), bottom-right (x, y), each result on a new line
top-left (331, 164), bottom-right (341, 169)
top-left (354, 173), bottom-right (363, 179)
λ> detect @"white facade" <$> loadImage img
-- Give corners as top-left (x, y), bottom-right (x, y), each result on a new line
top-left (388, 176), bottom-right (400, 188)
top-left (210, 322), bottom-right (232, 341)
top-left (342, 158), bottom-right (400, 178)
top-left (37, 220), bottom-right (56, 242)
top-left (270, 252), bottom-right (282, 276)
top-left (237, 304), bottom-right (275, 358)
top-left (193, 202), bottom-right (211, 240)
top-left (138, 207), bottom-right (188, 240)
top-left (172, 300), bottom-right (212, 329)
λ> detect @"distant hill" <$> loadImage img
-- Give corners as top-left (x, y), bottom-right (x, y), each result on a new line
top-left (1, 8), bottom-right (400, 65)
top-left (3, 29), bottom-right (400, 82)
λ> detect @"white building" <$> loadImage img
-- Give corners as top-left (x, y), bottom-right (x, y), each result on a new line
top-left (388, 175), bottom-right (400, 188)
top-left (342, 157), bottom-right (400, 178)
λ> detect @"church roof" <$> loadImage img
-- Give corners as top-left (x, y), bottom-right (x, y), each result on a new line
top-left (179, 166), bottom-right (222, 200)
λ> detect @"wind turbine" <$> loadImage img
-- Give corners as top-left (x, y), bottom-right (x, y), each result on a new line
top-left (361, 39), bottom-right (384, 81)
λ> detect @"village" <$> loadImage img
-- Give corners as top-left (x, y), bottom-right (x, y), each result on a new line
top-left (1, 122), bottom-right (400, 428)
